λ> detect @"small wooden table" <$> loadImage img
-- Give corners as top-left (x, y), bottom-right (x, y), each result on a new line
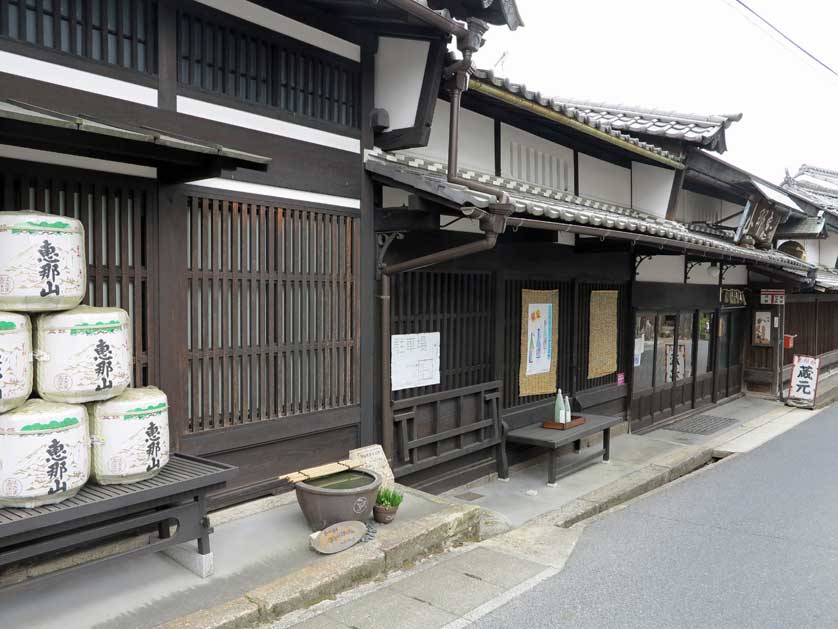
top-left (500, 414), bottom-right (622, 486)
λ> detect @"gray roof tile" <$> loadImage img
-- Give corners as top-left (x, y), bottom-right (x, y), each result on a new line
top-left (367, 148), bottom-right (811, 274)
top-left (471, 68), bottom-right (742, 153)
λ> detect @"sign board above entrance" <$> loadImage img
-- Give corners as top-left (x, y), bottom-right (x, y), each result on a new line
top-left (734, 198), bottom-right (783, 249)
top-left (787, 354), bottom-right (819, 409)
top-left (760, 289), bottom-right (785, 305)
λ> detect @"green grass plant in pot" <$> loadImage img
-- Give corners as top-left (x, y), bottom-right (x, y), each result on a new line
top-left (374, 487), bottom-right (404, 524)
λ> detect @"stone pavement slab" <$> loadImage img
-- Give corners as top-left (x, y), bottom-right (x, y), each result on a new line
top-left (326, 588), bottom-right (458, 629)
top-left (436, 546), bottom-right (545, 589)
top-left (390, 563), bottom-right (505, 616)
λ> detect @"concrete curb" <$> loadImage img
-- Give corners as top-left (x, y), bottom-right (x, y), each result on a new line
top-left (159, 499), bottom-right (480, 629)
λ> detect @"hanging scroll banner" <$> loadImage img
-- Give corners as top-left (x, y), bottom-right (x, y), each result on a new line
top-left (787, 354), bottom-right (819, 409)
top-left (518, 289), bottom-right (558, 397)
top-left (588, 290), bottom-right (618, 379)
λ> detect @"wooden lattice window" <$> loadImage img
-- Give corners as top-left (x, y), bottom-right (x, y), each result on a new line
top-left (177, 4), bottom-right (361, 132)
top-left (0, 160), bottom-right (159, 386)
top-left (0, 0), bottom-right (157, 74)
top-left (391, 270), bottom-right (495, 401)
top-left (185, 194), bottom-right (359, 434)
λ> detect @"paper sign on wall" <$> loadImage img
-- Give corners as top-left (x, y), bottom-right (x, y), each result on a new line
top-left (391, 332), bottom-right (440, 391)
top-left (787, 355), bottom-right (819, 409)
top-left (525, 303), bottom-right (553, 376)
top-left (633, 335), bottom-right (644, 367)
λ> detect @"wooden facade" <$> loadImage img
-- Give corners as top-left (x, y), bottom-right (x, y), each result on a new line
top-left (0, 0), bottom-right (828, 503)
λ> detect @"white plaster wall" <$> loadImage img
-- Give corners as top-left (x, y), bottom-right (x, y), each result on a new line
top-left (500, 124), bottom-right (574, 191)
top-left (631, 162), bottom-right (675, 218)
top-left (374, 38), bottom-right (429, 131)
top-left (686, 262), bottom-right (721, 285)
top-left (636, 255), bottom-right (685, 283)
top-left (804, 239), bottom-right (821, 266)
top-left (578, 153), bottom-right (631, 206)
top-left (722, 265), bottom-right (748, 285)
top-left (407, 99), bottom-right (495, 173)
top-left (818, 235), bottom-right (838, 268)
top-left (673, 189), bottom-right (723, 224)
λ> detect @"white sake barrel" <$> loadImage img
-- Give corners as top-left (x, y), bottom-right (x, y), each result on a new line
top-left (0, 312), bottom-right (33, 413)
top-left (89, 387), bottom-right (170, 485)
top-left (0, 211), bottom-right (86, 311)
top-left (0, 399), bottom-right (89, 508)
top-left (35, 306), bottom-right (132, 404)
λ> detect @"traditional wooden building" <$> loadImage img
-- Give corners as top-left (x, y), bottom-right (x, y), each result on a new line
top-left (367, 68), bottom-right (821, 490)
top-left (0, 0), bottom-right (522, 505)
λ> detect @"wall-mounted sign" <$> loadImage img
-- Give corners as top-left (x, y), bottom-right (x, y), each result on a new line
top-left (518, 289), bottom-right (559, 397)
top-left (787, 355), bottom-right (819, 409)
top-left (616, 372), bottom-right (625, 386)
top-left (734, 198), bottom-right (783, 249)
top-left (760, 289), bottom-right (785, 305)
top-left (752, 310), bottom-right (772, 347)
top-left (721, 288), bottom-right (746, 306)
top-left (391, 332), bottom-right (440, 391)
top-left (664, 342), bottom-right (688, 383)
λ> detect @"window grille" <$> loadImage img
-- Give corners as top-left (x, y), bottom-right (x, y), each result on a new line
top-left (177, 5), bottom-right (360, 132)
top-left (1, 0), bottom-right (157, 74)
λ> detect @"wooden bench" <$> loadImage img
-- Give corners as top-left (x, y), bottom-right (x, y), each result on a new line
top-left (0, 453), bottom-right (236, 586)
top-left (499, 414), bottom-right (622, 486)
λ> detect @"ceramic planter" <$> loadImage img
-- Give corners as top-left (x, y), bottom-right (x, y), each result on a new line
top-left (373, 503), bottom-right (399, 524)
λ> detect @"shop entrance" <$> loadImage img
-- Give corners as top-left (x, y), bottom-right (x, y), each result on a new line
top-left (630, 310), bottom-right (700, 430)
top-left (716, 309), bottom-right (745, 400)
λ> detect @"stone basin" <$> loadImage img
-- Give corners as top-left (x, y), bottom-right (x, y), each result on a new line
top-left (295, 468), bottom-right (381, 531)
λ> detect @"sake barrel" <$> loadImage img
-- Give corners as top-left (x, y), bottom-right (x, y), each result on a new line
top-left (89, 387), bottom-right (170, 485)
top-left (0, 210), bottom-right (86, 311)
top-left (0, 399), bottom-right (89, 508)
top-left (35, 306), bottom-right (132, 404)
top-left (0, 312), bottom-right (33, 413)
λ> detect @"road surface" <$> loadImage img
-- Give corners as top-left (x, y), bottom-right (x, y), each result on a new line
top-left (474, 404), bottom-right (838, 629)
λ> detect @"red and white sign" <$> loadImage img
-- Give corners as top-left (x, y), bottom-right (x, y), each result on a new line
top-left (787, 354), bottom-right (819, 409)
top-left (616, 372), bottom-right (625, 386)
top-left (760, 289), bottom-right (785, 305)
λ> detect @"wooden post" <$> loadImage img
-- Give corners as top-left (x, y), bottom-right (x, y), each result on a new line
top-left (359, 38), bottom-right (377, 447)
top-left (156, 0), bottom-right (177, 111)
top-left (157, 185), bottom-right (189, 451)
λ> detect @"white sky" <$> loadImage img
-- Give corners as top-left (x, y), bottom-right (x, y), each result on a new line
top-left (473, 0), bottom-right (838, 184)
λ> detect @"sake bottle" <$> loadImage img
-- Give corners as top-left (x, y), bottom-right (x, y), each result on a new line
top-left (555, 389), bottom-right (566, 423)
top-left (564, 394), bottom-right (572, 421)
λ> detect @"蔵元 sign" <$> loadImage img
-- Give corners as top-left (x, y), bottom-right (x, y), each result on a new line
top-left (760, 288), bottom-right (785, 305)
top-left (787, 354), bottom-right (820, 409)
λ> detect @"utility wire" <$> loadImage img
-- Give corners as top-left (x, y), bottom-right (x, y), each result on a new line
top-left (728, 0), bottom-right (838, 79)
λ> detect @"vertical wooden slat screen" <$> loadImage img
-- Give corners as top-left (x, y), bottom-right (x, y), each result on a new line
top-left (176, 3), bottom-right (361, 133)
top-left (0, 159), bottom-right (158, 387)
top-left (0, 0), bottom-right (156, 74)
top-left (390, 270), bottom-right (495, 401)
top-left (575, 281), bottom-right (627, 391)
top-left (184, 194), bottom-right (359, 435)
top-left (502, 277), bottom-right (573, 409)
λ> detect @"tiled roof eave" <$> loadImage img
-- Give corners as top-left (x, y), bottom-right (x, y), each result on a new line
top-left (365, 149), bottom-right (812, 275)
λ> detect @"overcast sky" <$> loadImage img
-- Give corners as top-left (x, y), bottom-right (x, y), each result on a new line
top-left (473, 0), bottom-right (838, 184)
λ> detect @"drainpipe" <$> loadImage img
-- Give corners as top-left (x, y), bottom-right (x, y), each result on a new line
top-left (379, 207), bottom-right (511, 462)
top-left (377, 17), bottom-right (512, 462)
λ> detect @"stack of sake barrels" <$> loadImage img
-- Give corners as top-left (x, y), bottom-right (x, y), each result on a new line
top-left (0, 211), bottom-right (170, 508)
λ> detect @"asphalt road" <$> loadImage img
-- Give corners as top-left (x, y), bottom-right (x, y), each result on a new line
top-left (474, 404), bottom-right (838, 629)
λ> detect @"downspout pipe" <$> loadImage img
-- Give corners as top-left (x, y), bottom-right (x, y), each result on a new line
top-left (378, 207), bottom-right (510, 463)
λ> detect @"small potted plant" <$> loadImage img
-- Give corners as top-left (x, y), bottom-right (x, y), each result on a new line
top-left (373, 487), bottom-right (404, 524)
